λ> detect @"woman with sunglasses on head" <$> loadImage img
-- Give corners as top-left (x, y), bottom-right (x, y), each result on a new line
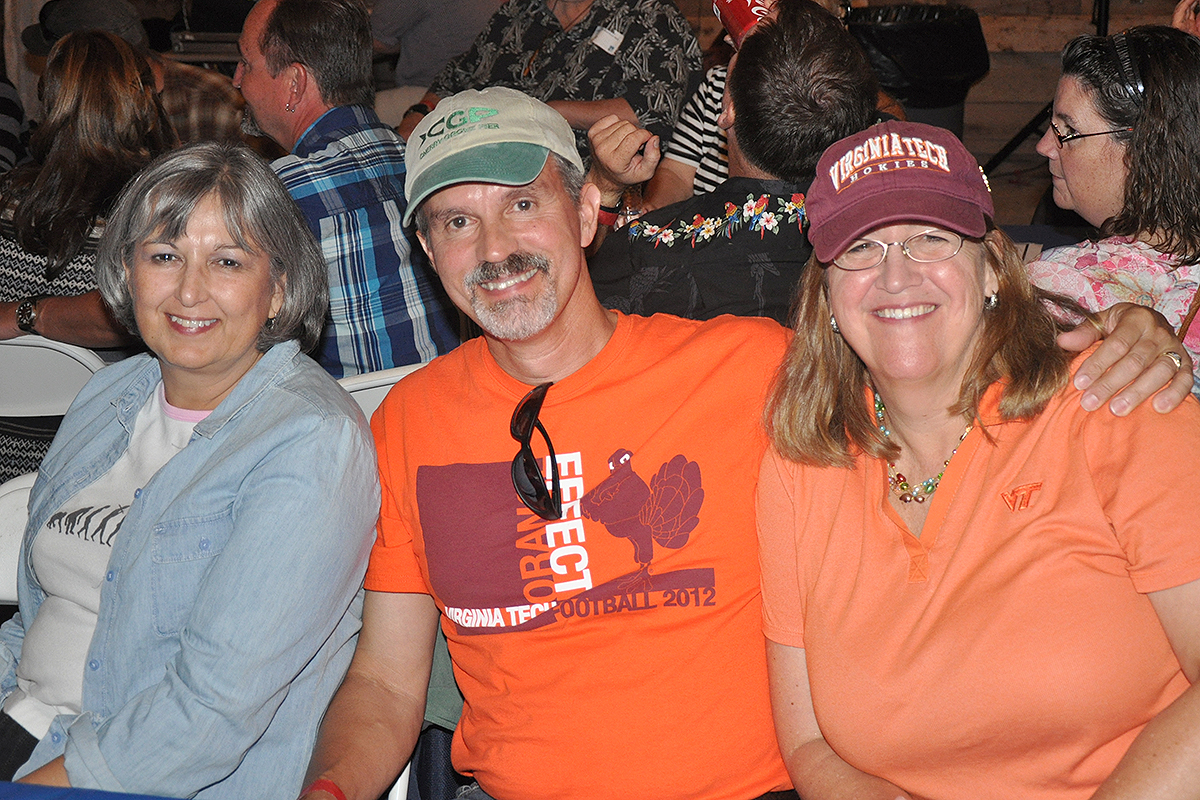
top-left (1029, 25), bottom-right (1200, 393)
top-left (758, 119), bottom-right (1200, 800)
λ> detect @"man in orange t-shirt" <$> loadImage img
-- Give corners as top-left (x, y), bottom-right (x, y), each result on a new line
top-left (296, 86), bottom-right (794, 800)
top-left (365, 310), bottom-right (791, 800)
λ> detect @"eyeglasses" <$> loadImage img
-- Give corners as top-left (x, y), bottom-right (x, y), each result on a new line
top-left (831, 229), bottom-right (965, 271)
top-left (510, 382), bottom-right (562, 521)
top-left (1047, 120), bottom-right (1133, 148)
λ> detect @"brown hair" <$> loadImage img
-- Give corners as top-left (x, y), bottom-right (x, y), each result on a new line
top-left (765, 227), bottom-right (1084, 467)
top-left (0, 31), bottom-right (175, 278)
top-left (729, 0), bottom-right (877, 183)
top-left (1061, 26), bottom-right (1200, 264)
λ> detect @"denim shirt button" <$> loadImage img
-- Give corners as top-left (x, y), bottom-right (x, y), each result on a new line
top-left (106, 570), bottom-right (115, 582)
top-left (88, 659), bottom-right (100, 671)
top-left (51, 732), bottom-right (61, 743)
top-left (134, 488), bottom-right (142, 499)
top-left (199, 538), bottom-right (210, 551)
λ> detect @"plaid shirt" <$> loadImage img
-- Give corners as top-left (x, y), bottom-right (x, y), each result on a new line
top-left (274, 106), bottom-right (460, 377)
top-left (157, 59), bottom-right (244, 145)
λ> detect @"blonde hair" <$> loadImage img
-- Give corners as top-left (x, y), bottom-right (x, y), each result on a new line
top-left (765, 227), bottom-right (1084, 466)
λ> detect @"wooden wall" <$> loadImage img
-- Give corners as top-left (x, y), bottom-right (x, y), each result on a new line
top-left (679, 0), bottom-right (1178, 51)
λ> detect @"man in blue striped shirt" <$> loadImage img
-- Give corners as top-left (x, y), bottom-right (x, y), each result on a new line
top-left (235, 0), bottom-right (460, 377)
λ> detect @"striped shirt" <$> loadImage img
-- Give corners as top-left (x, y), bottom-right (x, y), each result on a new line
top-left (663, 66), bottom-right (729, 195)
top-left (274, 106), bottom-right (461, 378)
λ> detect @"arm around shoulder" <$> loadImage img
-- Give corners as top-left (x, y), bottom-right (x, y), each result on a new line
top-left (1060, 303), bottom-right (1194, 415)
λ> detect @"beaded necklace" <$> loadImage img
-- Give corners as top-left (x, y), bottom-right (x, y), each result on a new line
top-left (874, 392), bottom-right (972, 504)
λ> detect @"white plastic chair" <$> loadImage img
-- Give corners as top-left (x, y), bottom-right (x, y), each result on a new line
top-left (387, 761), bottom-right (411, 800)
top-left (0, 335), bottom-right (107, 417)
top-left (339, 365), bottom-right (425, 800)
top-left (337, 363), bottom-right (424, 418)
top-left (0, 472), bottom-right (36, 605)
top-left (0, 338), bottom-right (104, 604)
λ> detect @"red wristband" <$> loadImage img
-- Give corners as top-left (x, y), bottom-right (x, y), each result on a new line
top-left (304, 779), bottom-right (347, 800)
top-left (597, 204), bottom-right (620, 227)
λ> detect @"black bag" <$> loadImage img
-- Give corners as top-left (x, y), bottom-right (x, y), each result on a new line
top-left (847, 4), bottom-right (990, 109)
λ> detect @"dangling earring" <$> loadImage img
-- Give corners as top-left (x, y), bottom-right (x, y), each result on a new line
top-left (984, 294), bottom-right (999, 311)
top-left (264, 316), bottom-right (276, 330)
top-left (830, 314), bottom-right (840, 333)
top-left (285, 102), bottom-right (295, 113)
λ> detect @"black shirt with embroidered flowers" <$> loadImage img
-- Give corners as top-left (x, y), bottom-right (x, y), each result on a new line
top-left (588, 177), bottom-right (813, 324)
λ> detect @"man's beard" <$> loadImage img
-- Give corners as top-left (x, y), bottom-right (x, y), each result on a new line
top-left (465, 252), bottom-right (557, 341)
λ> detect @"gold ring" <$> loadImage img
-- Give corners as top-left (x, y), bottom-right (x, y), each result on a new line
top-left (1162, 350), bottom-right (1185, 371)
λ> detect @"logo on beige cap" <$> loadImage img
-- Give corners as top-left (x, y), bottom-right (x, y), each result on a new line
top-left (417, 106), bottom-right (500, 155)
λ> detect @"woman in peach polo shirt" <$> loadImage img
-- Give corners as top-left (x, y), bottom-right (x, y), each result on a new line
top-left (757, 119), bottom-right (1200, 800)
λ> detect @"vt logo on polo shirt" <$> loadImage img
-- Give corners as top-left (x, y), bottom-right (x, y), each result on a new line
top-left (1001, 482), bottom-right (1043, 511)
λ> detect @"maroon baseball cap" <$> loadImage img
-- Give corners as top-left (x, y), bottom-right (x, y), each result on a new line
top-left (806, 120), bottom-right (993, 263)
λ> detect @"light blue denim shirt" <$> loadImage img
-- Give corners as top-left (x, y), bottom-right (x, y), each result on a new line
top-left (0, 341), bottom-right (380, 798)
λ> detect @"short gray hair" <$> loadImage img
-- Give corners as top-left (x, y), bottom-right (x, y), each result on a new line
top-left (96, 142), bottom-right (329, 352)
top-left (413, 151), bottom-right (585, 237)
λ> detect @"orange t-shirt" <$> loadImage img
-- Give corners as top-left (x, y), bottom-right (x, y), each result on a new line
top-left (757, 369), bottom-right (1200, 800)
top-left (367, 312), bottom-right (792, 800)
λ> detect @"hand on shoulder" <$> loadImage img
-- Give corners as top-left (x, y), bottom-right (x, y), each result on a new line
top-left (1059, 302), bottom-right (1193, 415)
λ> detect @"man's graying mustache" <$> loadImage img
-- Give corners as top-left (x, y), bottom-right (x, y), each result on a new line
top-left (467, 253), bottom-right (551, 286)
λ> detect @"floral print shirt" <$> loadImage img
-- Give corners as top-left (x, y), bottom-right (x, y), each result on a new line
top-left (1028, 236), bottom-right (1200, 393)
top-left (588, 176), bottom-right (810, 323)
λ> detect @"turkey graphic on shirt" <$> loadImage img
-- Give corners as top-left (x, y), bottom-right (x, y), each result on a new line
top-left (581, 449), bottom-right (703, 589)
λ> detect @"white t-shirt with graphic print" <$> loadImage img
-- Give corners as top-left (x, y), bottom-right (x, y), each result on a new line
top-left (4, 383), bottom-right (208, 737)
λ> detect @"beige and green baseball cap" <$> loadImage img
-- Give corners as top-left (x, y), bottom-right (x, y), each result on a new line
top-left (403, 87), bottom-right (584, 227)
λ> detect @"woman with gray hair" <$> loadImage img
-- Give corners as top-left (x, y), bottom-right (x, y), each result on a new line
top-left (0, 142), bottom-right (380, 799)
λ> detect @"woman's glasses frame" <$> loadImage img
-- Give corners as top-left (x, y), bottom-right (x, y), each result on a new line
top-left (510, 382), bottom-right (563, 521)
top-left (1047, 119), bottom-right (1133, 148)
top-left (830, 229), bottom-right (966, 272)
